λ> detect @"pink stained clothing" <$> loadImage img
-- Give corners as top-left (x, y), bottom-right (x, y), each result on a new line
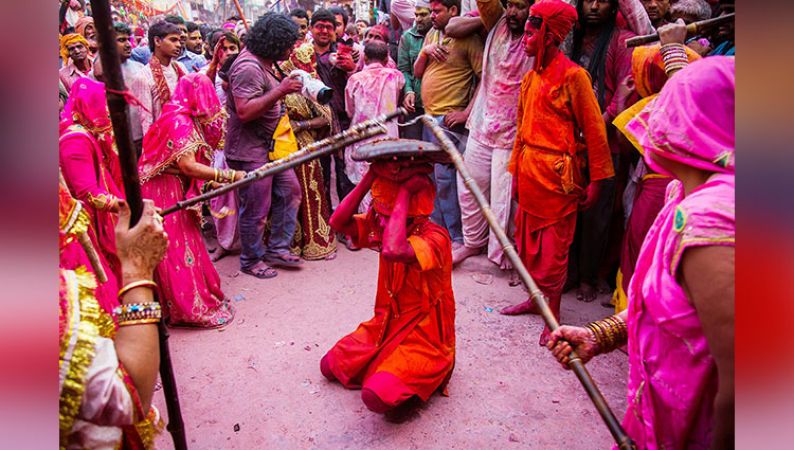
top-left (620, 56), bottom-right (735, 449)
top-left (465, 11), bottom-right (535, 149)
top-left (344, 62), bottom-right (405, 186)
top-left (59, 61), bottom-right (92, 93)
top-left (209, 150), bottom-right (241, 252)
top-left (627, 57), bottom-right (736, 177)
top-left (59, 78), bottom-right (124, 278)
top-left (139, 73), bottom-right (234, 328)
top-left (355, 54), bottom-right (397, 73)
top-left (623, 175), bottom-right (734, 449)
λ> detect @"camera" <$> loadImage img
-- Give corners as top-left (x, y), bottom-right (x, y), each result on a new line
top-left (290, 69), bottom-right (333, 105)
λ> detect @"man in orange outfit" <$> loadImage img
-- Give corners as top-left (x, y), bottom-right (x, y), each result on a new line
top-left (500, 0), bottom-right (614, 346)
top-left (321, 142), bottom-right (456, 416)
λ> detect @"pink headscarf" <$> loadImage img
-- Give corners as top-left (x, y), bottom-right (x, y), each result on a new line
top-left (60, 78), bottom-right (115, 156)
top-left (625, 56), bottom-right (735, 176)
top-left (139, 73), bottom-right (227, 182)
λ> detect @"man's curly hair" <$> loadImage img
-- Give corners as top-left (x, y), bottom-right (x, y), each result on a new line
top-left (244, 13), bottom-right (299, 61)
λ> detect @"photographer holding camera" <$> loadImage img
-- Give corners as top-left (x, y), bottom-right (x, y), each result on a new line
top-left (225, 13), bottom-right (305, 279)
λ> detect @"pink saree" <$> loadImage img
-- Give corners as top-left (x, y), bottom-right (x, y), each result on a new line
top-left (59, 78), bottom-right (124, 313)
top-left (620, 57), bottom-right (735, 449)
top-left (139, 73), bottom-right (234, 328)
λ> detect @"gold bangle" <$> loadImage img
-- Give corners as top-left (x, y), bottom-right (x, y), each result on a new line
top-left (118, 318), bottom-right (160, 327)
top-left (118, 280), bottom-right (158, 299)
top-left (213, 168), bottom-right (220, 182)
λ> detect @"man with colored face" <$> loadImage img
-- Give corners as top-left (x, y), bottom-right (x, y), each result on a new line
top-left (640, 0), bottom-right (671, 29)
top-left (451, 0), bottom-right (535, 285)
top-left (413, 0), bottom-right (484, 249)
top-left (500, 0), bottom-right (614, 348)
top-left (355, 25), bottom-right (398, 70)
top-left (397, 1), bottom-right (434, 139)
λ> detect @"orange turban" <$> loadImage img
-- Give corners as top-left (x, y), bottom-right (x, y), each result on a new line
top-left (529, 0), bottom-right (578, 71)
top-left (631, 44), bottom-right (701, 98)
top-left (370, 176), bottom-right (435, 217)
top-left (60, 33), bottom-right (89, 64)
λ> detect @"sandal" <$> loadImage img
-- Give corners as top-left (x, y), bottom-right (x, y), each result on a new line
top-left (241, 262), bottom-right (278, 279)
top-left (263, 252), bottom-right (303, 269)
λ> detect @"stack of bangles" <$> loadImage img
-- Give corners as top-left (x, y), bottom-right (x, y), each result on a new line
top-left (113, 280), bottom-right (162, 327)
top-left (585, 315), bottom-right (627, 354)
top-left (660, 43), bottom-right (689, 76)
top-left (213, 168), bottom-right (239, 184)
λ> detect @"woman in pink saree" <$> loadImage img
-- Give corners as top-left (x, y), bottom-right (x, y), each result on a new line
top-left (547, 56), bottom-right (735, 449)
top-left (139, 73), bottom-right (243, 328)
top-left (59, 78), bottom-right (124, 314)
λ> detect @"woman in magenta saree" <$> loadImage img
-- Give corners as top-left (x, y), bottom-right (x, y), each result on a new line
top-left (547, 57), bottom-right (735, 449)
top-left (139, 73), bottom-right (243, 328)
top-left (59, 78), bottom-right (124, 314)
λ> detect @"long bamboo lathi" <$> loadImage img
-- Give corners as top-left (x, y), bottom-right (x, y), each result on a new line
top-left (625, 13), bottom-right (735, 47)
top-left (421, 116), bottom-right (636, 450)
top-left (161, 109), bottom-right (403, 216)
top-left (88, 1), bottom-right (187, 448)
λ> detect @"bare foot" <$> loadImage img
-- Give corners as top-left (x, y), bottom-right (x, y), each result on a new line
top-left (211, 247), bottom-right (231, 262)
top-left (577, 282), bottom-right (597, 303)
top-left (596, 279), bottom-right (612, 295)
top-left (508, 269), bottom-right (521, 287)
top-left (500, 299), bottom-right (540, 315)
top-left (452, 244), bottom-right (484, 266)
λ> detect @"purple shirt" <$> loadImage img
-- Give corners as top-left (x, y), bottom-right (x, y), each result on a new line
top-left (224, 49), bottom-right (283, 163)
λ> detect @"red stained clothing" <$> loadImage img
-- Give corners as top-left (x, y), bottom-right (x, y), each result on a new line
top-left (509, 51), bottom-right (614, 231)
top-left (515, 210), bottom-right (577, 301)
top-left (322, 217), bottom-right (455, 406)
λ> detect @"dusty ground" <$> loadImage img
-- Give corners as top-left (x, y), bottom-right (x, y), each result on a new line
top-left (153, 243), bottom-right (628, 449)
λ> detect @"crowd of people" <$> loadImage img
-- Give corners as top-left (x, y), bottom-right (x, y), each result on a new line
top-left (58, 0), bottom-right (735, 448)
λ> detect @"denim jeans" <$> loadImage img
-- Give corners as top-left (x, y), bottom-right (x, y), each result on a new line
top-left (422, 115), bottom-right (467, 244)
top-left (226, 160), bottom-right (302, 269)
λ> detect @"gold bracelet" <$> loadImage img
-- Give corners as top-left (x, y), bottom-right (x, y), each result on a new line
top-left (118, 318), bottom-right (161, 327)
top-left (213, 168), bottom-right (220, 183)
top-left (118, 280), bottom-right (158, 299)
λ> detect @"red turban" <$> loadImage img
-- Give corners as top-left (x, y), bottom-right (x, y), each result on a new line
top-left (529, 0), bottom-right (578, 71)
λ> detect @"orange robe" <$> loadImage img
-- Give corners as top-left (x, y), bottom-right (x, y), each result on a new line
top-left (509, 51), bottom-right (614, 228)
top-left (322, 216), bottom-right (455, 409)
top-left (508, 51), bottom-right (613, 300)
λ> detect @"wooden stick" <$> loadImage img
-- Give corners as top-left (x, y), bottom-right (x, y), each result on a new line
top-left (625, 13), bottom-right (735, 48)
top-left (161, 109), bottom-right (404, 216)
top-left (422, 116), bottom-right (636, 450)
top-left (232, 0), bottom-right (250, 31)
top-left (88, 1), bottom-right (187, 449)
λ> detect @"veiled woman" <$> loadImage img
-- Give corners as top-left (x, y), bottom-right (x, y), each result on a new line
top-left (139, 73), bottom-right (241, 328)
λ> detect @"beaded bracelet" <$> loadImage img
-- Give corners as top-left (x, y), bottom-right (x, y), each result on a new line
top-left (113, 302), bottom-right (162, 326)
top-left (118, 280), bottom-right (158, 299)
top-left (585, 315), bottom-right (627, 354)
